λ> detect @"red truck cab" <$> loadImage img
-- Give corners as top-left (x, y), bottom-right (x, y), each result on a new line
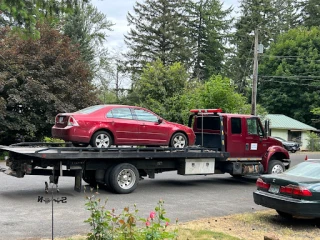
top-left (188, 109), bottom-right (290, 174)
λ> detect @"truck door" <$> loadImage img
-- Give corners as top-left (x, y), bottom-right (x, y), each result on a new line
top-left (244, 117), bottom-right (268, 158)
top-left (227, 117), bottom-right (245, 158)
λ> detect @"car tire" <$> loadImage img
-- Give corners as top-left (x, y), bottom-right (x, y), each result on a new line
top-left (268, 160), bottom-right (285, 174)
top-left (170, 132), bottom-right (188, 148)
top-left (108, 163), bottom-right (139, 194)
top-left (90, 131), bottom-right (113, 148)
top-left (276, 210), bottom-right (293, 219)
top-left (291, 150), bottom-right (296, 153)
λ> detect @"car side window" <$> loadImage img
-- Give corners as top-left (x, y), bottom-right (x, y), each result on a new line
top-left (246, 118), bottom-right (258, 135)
top-left (133, 109), bottom-right (158, 122)
top-left (231, 117), bottom-right (242, 134)
top-left (106, 108), bottom-right (133, 119)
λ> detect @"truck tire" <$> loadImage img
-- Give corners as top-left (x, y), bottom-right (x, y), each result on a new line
top-left (104, 165), bottom-right (115, 190)
top-left (170, 132), bottom-right (188, 148)
top-left (109, 163), bottom-right (139, 194)
top-left (268, 160), bottom-right (285, 174)
top-left (90, 131), bottom-right (113, 148)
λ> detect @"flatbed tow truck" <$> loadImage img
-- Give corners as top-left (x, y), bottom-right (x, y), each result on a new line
top-left (0, 109), bottom-right (290, 194)
top-left (0, 143), bottom-right (230, 194)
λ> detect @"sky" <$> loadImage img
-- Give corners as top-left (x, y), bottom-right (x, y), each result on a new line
top-left (92, 0), bottom-right (240, 50)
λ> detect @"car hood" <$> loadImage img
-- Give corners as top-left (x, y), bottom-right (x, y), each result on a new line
top-left (282, 140), bottom-right (299, 146)
top-left (165, 121), bottom-right (191, 130)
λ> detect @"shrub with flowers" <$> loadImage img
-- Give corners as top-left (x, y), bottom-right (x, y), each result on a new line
top-left (84, 189), bottom-right (178, 240)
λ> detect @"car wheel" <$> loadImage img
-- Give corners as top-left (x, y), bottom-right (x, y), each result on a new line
top-left (109, 163), bottom-right (139, 194)
top-left (90, 131), bottom-right (113, 148)
top-left (276, 210), bottom-right (293, 219)
top-left (170, 132), bottom-right (188, 148)
top-left (268, 160), bottom-right (285, 174)
top-left (291, 150), bottom-right (296, 153)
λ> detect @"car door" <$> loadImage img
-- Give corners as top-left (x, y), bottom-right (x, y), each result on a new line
top-left (244, 117), bottom-right (269, 158)
top-left (132, 108), bottom-right (169, 144)
top-left (106, 107), bottom-right (139, 144)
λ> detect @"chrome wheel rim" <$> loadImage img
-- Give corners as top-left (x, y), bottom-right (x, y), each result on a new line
top-left (117, 169), bottom-right (136, 190)
top-left (271, 164), bottom-right (283, 174)
top-left (173, 135), bottom-right (186, 148)
top-left (95, 134), bottom-right (110, 148)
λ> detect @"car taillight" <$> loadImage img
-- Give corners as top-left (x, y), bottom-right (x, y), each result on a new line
top-left (256, 177), bottom-right (270, 190)
top-left (67, 116), bottom-right (79, 126)
top-left (280, 185), bottom-right (312, 197)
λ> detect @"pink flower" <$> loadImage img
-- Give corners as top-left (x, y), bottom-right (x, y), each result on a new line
top-left (150, 211), bottom-right (156, 220)
top-left (165, 222), bottom-right (169, 227)
top-left (146, 221), bottom-right (150, 227)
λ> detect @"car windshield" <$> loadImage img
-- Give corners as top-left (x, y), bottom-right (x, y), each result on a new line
top-left (75, 105), bottom-right (106, 114)
top-left (285, 161), bottom-right (320, 179)
top-left (274, 137), bottom-right (285, 142)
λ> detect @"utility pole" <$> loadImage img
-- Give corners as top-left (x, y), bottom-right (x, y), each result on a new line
top-left (251, 29), bottom-right (259, 116)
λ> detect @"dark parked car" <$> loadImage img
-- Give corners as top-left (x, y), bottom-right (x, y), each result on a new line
top-left (272, 137), bottom-right (300, 153)
top-left (253, 160), bottom-right (320, 218)
top-left (52, 105), bottom-right (195, 148)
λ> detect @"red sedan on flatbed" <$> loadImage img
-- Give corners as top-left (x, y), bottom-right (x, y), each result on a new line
top-left (52, 105), bottom-right (195, 148)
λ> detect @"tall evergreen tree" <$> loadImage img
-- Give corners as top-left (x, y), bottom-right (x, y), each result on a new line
top-left (228, 0), bottom-right (299, 95)
top-left (187, 0), bottom-right (233, 81)
top-left (63, 1), bottom-right (114, 79)
top-left (0, 0), bottom-right (84, 36)
top-left (300, 0), bottom-right (320, 28)
top-left (124, 0), bottom-right (193, 75)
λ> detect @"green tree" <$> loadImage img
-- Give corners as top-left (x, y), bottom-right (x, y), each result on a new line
top-left (129, 59), bottom-right (189, 123)
top-left (229, 0), bottom-right (299, 95)
top-left (124, 0), bottom-right (193, 75)
top-left (0, 0), bottom-right (83, 36)
top-left (300, 0), bottom-right (320, 28)
top-left (258, 27), bottom-right (320, 128)
top-left (0, 23), bottom-right (99, 144)
top-left (187, 0), bottom-right (233, 81)
top-left (63, 1), bottom-right (114, 82)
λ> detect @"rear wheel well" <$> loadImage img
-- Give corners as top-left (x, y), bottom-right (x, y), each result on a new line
top-left (91, 129), bottom-right (114, 143)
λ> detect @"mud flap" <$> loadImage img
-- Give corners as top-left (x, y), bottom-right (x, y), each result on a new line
top-left (74, 169), bottom-right (83, 192)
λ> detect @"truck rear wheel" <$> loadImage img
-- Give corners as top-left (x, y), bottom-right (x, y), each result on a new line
top-left (268, 160), bottom-right (285, 174)
top-left (109, 163), bottom-right (139, 194)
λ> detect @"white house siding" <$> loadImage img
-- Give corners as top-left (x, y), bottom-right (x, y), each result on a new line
top-left (271, 129), bottom-right (287, 140)
top-left (271, 129), bottom-right (310, 151)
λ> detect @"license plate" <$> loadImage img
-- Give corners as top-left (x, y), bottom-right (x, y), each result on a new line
top-left (268, 184), bottom-right (279, 194)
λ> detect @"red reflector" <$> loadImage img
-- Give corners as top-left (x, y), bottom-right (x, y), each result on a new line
top-left (256, 178), bottom-right (270, 190)
top-left (280, 184), bottom-right (312, 197)
top-left (190, 109), bottom-right (222, 113)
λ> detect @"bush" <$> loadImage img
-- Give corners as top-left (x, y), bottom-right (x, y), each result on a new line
top-left (307, 132), bottom-right (320, 151)
top-left (84, 188), bottom-right (178, 240)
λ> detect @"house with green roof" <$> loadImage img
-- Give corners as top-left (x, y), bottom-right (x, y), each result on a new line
top-left (265, 114), bottom-right (317, 151)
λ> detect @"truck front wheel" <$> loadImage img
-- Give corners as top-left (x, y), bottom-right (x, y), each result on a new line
top-left (268, 160), bottom-right (285, 174)
top-left (109, 163), bottom-right (139, 194)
